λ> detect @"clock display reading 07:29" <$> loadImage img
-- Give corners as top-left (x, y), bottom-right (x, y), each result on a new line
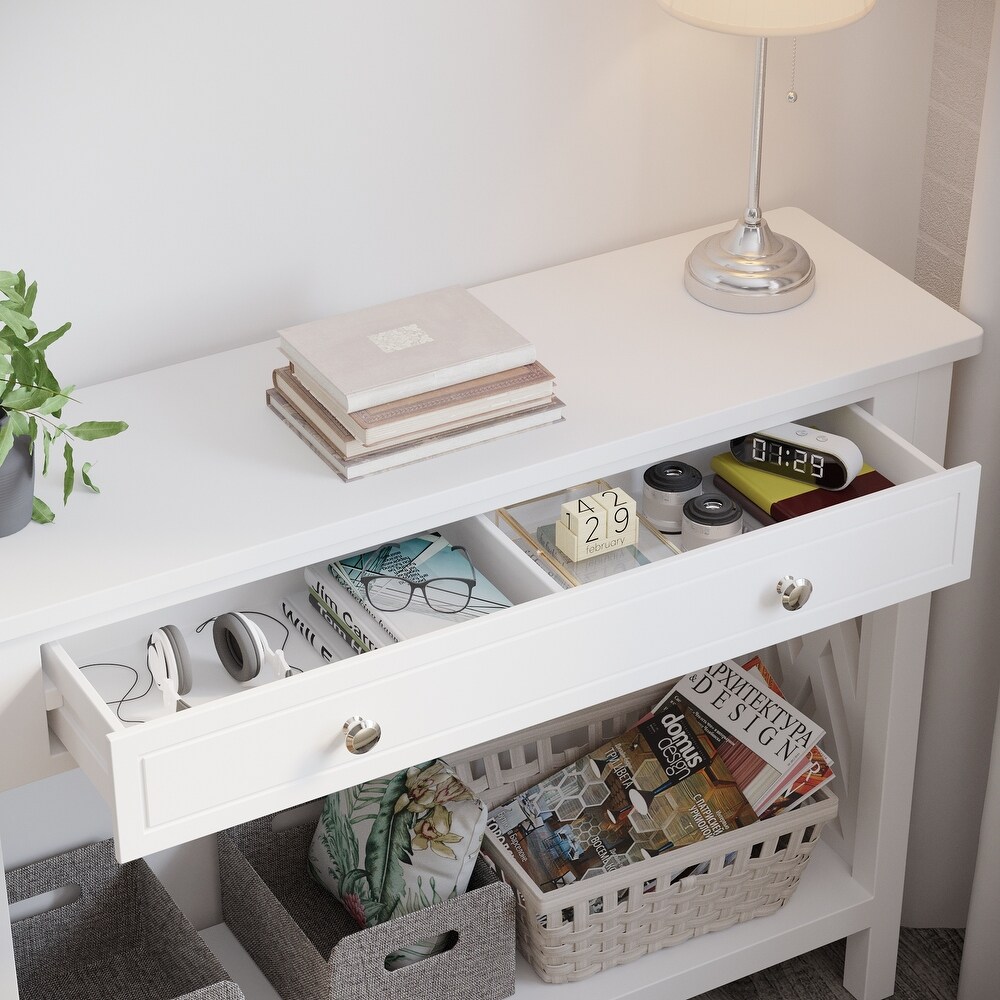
top-left (730, 434), bottom-right (850, 489)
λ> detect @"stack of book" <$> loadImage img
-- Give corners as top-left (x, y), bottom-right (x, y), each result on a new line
top-left (710, 451), bottom-right (893, 525)
top-left (487, 656), bottom-right (834, 891)
top-left (267, 285), bottom-right (564, 480)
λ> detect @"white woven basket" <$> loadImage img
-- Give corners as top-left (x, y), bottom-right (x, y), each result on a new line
top-left (447, 680), bottom-right (838, 984)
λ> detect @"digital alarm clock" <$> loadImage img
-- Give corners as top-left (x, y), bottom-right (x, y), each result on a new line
top-left (729, 422), bottom-right (863, 491)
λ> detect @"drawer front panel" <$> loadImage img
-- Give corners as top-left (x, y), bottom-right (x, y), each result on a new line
top-left (95, 457), bottom-right (979, 859)
top-left (42, 400), bottom-right (980, 860)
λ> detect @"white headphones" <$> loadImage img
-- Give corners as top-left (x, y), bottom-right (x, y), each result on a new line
top-left (146, 612), bottom-right (291, 713)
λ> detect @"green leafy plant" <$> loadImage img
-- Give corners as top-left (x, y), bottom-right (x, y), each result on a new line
top-left (0, 270), bottom-right (128, 523)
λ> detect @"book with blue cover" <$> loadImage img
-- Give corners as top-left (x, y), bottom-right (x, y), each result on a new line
top-left (327, 531), bottom-right (513, 642)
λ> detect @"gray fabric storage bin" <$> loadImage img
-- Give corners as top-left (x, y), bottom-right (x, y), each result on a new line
top-left (218, 807), bottom-right (516, 1000)
top-left (6, 838), bottom-right (243, 1000)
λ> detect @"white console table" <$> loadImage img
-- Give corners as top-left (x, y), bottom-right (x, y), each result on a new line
top-left (0, 209), bottom-right (983, 1000)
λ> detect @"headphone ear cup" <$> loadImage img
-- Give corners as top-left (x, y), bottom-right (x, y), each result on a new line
top-left (159, 624), bottom-right (193, 697)
top-left (212, 612), bottom-right (264, 683)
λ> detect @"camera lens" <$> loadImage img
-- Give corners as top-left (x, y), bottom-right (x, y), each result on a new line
top-left (681, 492), bottom-right (743, 549)
top-left (642, 461), bottom-right (702, 533)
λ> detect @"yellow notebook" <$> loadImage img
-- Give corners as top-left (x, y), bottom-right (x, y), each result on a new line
top-left (711, 452), bottom-right (877, 514)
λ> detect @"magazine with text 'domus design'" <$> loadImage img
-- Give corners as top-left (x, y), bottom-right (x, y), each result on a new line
top-left (655, 660), bottom-right (827, 816)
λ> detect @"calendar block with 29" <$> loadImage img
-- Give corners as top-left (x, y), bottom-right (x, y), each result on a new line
top-left (555, 486), bottom-right (638, 562)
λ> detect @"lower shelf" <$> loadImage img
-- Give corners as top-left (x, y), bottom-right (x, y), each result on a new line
top-left (200, 841), bottom-right (872, 1000)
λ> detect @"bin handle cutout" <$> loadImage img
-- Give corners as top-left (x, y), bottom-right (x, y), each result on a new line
top-left (8, 883), bottom-right (82, 923)
top-left (383, 929), bottom-right (459, 971)
top-left (269, 799), bottom-right (323, 833)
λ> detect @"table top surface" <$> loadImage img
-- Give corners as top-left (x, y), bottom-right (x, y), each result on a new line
top-left (0, 208), bottom-right (982, 645)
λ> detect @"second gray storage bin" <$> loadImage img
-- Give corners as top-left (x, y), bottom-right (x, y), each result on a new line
top-left (218, 805), bottom-right (516, 1000)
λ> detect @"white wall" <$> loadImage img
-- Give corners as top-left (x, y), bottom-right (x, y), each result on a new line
top-left (3, 0), bottom-right (957, 927)
top-left (4, 1), bottom-right (932, 387)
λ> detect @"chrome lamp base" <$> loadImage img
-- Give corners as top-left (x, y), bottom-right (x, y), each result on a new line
top-left (684, 216), bottom-right (816, 314)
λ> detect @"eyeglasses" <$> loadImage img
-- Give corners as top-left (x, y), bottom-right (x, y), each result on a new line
top-left (359, 545), bottom-right (477, 614)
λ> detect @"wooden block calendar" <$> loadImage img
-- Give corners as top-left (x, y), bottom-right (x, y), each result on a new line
top-left (555, 486), bottom-right (638, 561)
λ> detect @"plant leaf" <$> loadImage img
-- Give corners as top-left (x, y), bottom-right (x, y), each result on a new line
top-left (42, 428), bottom-right (52, 475)
top-left (0, 303), bottom-right (36, 340)
top-left (6, 410), bottom-right (29, 437)
top-left (1, 385), bottom-right (52, 411)
top-left (65, 420), bottom-right (128, 441)
top-left (31, 321), bottom-right (71, 354)
top-left (0, 271), bottom-right (20, 296)
top-left (63, 440), bottom-right (74, 504)
top-left (9, 342), bottom-right (36, 389)
top-left (22, 279), bottom-right (37, 318)
top-left (33, 353), bottom-right (60, 392)
top-left (33, 354), bottom-right (73, 415)
top-left (316, 798), bottom-right (361, 883)
top-left (36, 390), bottom-right (72, 416)
top-left (364, 769), bottom-right (417, 923)
top-left (0, 418), bottom-right (13, 468)
top-left (31, 496), bottom-right (54, 523)
top-left (81, 461), bottom-right (99, 493)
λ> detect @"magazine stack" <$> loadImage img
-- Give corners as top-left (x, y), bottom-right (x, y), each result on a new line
top-left (266, 285), bottom-right (564, 480)
top-left (454, 670), bottom-right (838, 983)
top-left (487, 655), bottom-right (834, 891)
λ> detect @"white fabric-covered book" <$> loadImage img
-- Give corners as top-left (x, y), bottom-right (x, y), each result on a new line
top-left (279, 286), bottom-right (536, 412)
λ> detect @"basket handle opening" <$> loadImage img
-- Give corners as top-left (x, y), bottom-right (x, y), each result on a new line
top-left (8, 883), bottom-right (82, 923)
top-left (269, 800), bottom-right (323, 832)
top-left (382, 929), bottom-right (459, 971)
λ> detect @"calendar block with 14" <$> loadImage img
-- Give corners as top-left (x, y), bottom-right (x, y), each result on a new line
top-left (555, 486), bottom-right (638, 562)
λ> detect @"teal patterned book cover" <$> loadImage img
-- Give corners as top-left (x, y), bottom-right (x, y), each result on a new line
top-left (329, 531), bottom-right (512, 641)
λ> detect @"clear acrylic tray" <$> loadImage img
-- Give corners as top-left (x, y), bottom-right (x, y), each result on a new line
top-left (494, 479), bottom-right (681, 588)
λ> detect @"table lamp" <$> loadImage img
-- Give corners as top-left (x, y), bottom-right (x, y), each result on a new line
top-left (657, 0), bottom-right (876, 313)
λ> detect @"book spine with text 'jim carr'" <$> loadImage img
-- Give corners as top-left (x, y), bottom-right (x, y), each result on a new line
top-left (324, 559), bottom-right (403, 643)
top-left (306, 589), bottom-right (370, 656)
top-left (303, 562), bottom-right (395, 650)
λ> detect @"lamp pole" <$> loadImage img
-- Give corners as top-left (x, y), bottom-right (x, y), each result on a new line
top-left (683, 34), bottom-right (815, 312)
top-left (745, 37), bottom-right (767, 228)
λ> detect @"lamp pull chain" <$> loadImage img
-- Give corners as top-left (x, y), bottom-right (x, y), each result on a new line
top-left (787, 37), bottom-right (798, 103)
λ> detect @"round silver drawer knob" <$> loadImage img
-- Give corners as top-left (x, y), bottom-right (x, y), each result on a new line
top-left (343, 716), bottom-right (381, 754)
top-left (777, 576), bottom-right (813, 611)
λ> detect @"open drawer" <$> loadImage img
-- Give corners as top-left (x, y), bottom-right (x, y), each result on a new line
top-left (42, 404), bottom-right (979, 861)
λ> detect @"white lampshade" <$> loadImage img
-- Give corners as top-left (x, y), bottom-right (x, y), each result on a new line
top-left (657, 0), bottom-right (876, 37)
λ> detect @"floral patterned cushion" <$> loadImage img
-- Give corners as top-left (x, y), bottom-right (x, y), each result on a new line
top-left (308, 759), bottom-right (488, 967)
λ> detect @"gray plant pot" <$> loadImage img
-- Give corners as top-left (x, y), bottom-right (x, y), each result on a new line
top-left (0, 406), bottom-right (35, 537)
